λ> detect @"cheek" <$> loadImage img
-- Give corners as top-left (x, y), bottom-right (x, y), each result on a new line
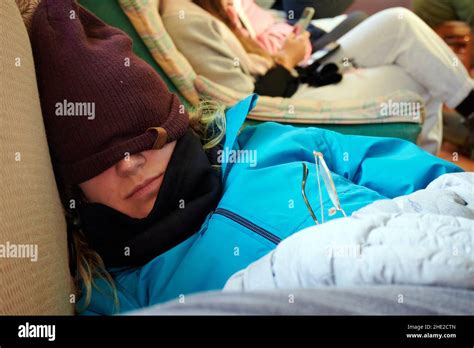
top-left (80, 171), bottom-right (120, 205)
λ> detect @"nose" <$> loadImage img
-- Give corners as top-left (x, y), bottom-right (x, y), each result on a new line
top-left (115, 152), bottom-right (146, 177)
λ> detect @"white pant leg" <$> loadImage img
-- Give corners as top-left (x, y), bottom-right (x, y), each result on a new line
top-left (293, 65), bottom-right (443, 153)
top-left (330, 7), bottom-right (473, 108)
top-left (293, 8), bottom-right (474, 153)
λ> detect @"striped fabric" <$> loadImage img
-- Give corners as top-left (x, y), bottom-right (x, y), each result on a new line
top-left (119, 0), bottom-right (200, 105)
top-left (118, 0), bottom-right (424, 125)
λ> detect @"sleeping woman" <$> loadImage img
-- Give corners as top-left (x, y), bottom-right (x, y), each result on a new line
top-left (30, 0), bottom-right (463, 315)
top-left (161, 0), bottom-right (474, 154)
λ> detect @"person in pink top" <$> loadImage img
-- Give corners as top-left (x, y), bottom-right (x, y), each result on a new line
top-left (228, 0), bottom-right (367, 61)
top-left (228, 0), bottom-right (313, 61)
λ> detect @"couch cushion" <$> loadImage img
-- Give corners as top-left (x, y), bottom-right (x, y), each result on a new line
top-left (0, 0), bottom-right (74, 315)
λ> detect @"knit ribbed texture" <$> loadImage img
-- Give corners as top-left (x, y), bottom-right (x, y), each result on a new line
top-left (29, 0), bottom-right (189, 186)
top-left (0, 0), bottom-right (74, 315)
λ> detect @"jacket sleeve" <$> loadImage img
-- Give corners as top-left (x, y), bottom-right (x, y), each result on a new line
top-left (317, 130), bottom-right (464, 198)
top-left (77, 273), bottom-right (143, 316)
top-left (162, 14), bottom-right (255, 95)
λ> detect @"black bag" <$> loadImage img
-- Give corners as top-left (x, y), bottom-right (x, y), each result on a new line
top-left (297, 61), bottom-right (343, 88)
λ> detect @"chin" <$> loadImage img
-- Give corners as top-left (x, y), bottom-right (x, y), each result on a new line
top-left (130, 202), bottom-right (156, 219)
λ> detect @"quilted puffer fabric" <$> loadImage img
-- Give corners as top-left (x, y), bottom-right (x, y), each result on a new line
top-left (225, 172), bottom-right (474, 291)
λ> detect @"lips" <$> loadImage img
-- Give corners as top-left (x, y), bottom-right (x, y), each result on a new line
top-left (125, 174), bottom-right (163, 200)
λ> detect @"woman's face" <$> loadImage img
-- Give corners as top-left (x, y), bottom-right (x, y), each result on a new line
top-left (79, 141), bottom-right (176, 219)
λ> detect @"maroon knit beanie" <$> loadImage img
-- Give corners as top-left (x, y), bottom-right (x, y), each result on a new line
top-left (30, 0), bottom-right (189, 186)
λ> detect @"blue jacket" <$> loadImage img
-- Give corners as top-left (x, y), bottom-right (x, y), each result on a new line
top-left (80, 95), bottom-right (462, 315)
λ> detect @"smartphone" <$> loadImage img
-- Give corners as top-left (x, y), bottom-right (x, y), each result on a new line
top-left (293, 7), bottom-right (315, 35)
top-left (307, 41), bottom-right (341, 65)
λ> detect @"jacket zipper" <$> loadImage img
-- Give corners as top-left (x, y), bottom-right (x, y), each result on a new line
top-left (214, 208), bottom-right (281, 245)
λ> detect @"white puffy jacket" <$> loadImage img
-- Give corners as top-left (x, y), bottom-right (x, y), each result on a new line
top-left (224, 173), bottom-right (474, 291)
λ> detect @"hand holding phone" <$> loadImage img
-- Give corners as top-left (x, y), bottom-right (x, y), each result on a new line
top-left (293, 7), bottom-right (315, 36)
top-left (276, 31), bottom-right (311, 70)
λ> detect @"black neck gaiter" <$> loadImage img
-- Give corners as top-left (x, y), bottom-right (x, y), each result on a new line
top-left (78, 130), bottom-right (222, 268)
